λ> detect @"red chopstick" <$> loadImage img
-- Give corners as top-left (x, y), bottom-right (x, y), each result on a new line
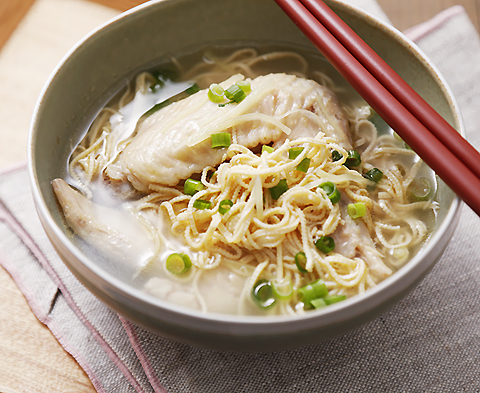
top-left (274, 0), bottom-right (480, 216)
top-left (300, 0), bottom-right (480, 180)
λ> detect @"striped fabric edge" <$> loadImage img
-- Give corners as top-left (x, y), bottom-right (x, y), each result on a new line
top-left (0, 246), bottom-right (105, 393)
top-left (121, 317), bottom-right (169, 393)
top-left (0, 163), bottom-right (149, 393)
top-left (403, 5), bottom-right (466, 42)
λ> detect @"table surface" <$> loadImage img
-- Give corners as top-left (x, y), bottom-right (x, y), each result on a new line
top-left (0, 0), bottom-right (478, 392)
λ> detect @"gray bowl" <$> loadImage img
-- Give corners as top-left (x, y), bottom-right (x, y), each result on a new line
top-left (28, 0), bottom-right (462, 351)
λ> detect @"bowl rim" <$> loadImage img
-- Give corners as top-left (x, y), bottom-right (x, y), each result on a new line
top-left (28, 0), bottom-right (463, 336)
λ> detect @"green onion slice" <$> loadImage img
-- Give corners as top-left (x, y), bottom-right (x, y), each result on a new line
top-left (218, 199), bottom-right (233, 215)
top-left (363, 168), bottom-right (383, 183)
top-left (332, 150), bottom-right (343, 162)
top-left (319, 181), bottom-right (341, 204)
top-left (225, 84), bottom-right (246, 103)
top-left (315, 236), bottom-right (335, 253)
top-left (289, 147), bottom-right (304, 159)
top-left (184, 179), bottom-right (205, 196)
top-left (211, 132), bottom-right (231, 149)
top-left (344, 150), bottom-right (361, 168)
top-left (166, 253), bottom-right (192, 275)
top-left (295, 252), bottom-right (308, 273)
top-left (272, 277), bottom-right (293, 300)
top-left (296, 158), bottom-right (310, 173)
top-left (251, 279), bottom-right (276, 309)
top-left (236, 80), bottom-right (251, 94)
top-left (324, 294), bottom-right (347, 305)
top-left (408, 177), bottom-right (433, 202)
top-left (310, 298), bottom-right (327, 309)
top-left (184, 178), bottom-right (205, 196)
top-left (208, 83), bottom-right (225, 103)
top-left (262, 145), bottom-right (274, 154)
top-left (269, 179), bottom-right (288, 200)
top-left (298, 279), bottom-right (329, 305)
top-left (193, 199), bottom-right (212, 210)
top-left (347, 202), bottom-right (367, 219)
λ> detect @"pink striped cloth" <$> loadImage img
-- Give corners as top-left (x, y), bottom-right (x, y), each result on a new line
top-left (2, 3), bottom-right (480, 392)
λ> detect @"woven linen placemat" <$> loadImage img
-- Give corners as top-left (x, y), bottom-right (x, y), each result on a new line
top-left (1, 2), bottom-right (480, 392)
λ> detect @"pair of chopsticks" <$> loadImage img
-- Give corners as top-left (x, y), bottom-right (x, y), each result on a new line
top-left (274, 0), bottom-right (480, 216)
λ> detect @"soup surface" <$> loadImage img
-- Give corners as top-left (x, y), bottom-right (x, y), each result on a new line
top-left (53, 46), bottom-right (437, 316)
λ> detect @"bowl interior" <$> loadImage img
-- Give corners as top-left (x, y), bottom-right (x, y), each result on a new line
top-left (29, 0), bottom-right (461, 350)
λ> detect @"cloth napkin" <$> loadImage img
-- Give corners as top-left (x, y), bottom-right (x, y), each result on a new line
top-left (2, 2), bottom-right (480, 392)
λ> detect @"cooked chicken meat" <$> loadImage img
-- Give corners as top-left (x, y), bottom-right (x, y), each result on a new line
top-left (105, 73), bottom-right (352, 191)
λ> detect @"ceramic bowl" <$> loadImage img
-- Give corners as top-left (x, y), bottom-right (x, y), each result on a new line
top-left (28, 0), bottom-right (462, 351)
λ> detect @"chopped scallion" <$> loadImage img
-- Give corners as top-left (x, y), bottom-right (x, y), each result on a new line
top-left (408, 178), bottom-right (432, 202)
top-left (295, 252), bottom-right (308, 273)
top-left (319, 181), bottom-right (341, 204)
top-left (193, 199), bottom-right (212, 210)
top-left (363, 168), bottom-right (383, 183)
top-left (296, 158), bottom-right (310, 173)
top-left (166, 253), bottom-right (192, 275)
top-left (344, 150), bottom-right (361, 168)
top-left (236, 80), bottom-right (251, 94)
top-left (315, 236), bottom-right (335, 253)
top-left (262, 145), bottom-right (274, 154)
top-left (332, 150), bottom-right (343, 162)
top-left (298, 279), bottom-right (329, 305)
top-left (208, 83), bottom-right (225, 103)
top-left (272, 277), bottom-right (293, 300)
top-left (211, 132), bottom-right (231, 149)
top-left (310, 298), bottom-right (327, 309)
top-left (289, 147), bottom-right (304, 159)
top-left (225, 84), bottom-right (246, 103)
top-left (218, 199), bottom-right (233, 215)
top-left (269, 179), bottom-right (288, 200)
top-left (347, 202), bottom-right (366, 219)
top-left (324, 294), bottom-right (347, 305)
top-left (251, 279), bottom-right (276, 309)
top-left (184, 178), bottom-right (205, 196)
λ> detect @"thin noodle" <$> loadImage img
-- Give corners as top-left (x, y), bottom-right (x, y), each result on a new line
top-left (64, 48), bottom-right (437, 316)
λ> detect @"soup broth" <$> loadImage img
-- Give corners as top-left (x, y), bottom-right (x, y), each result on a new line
top-left (53, 44), bottom-right (438, 316)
